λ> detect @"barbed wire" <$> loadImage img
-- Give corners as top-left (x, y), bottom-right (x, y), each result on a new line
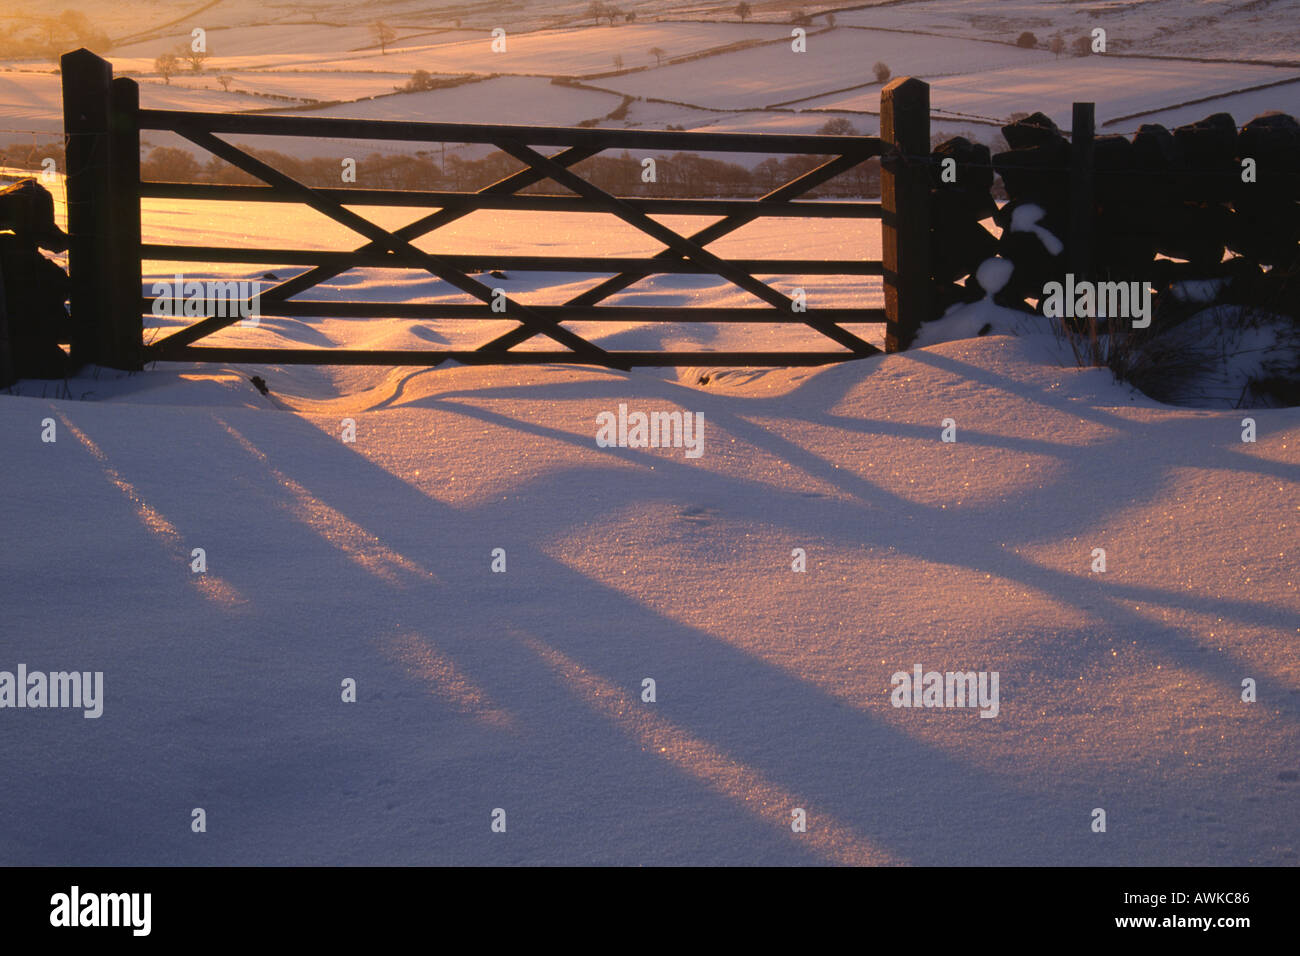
top-left (888, 150), bottom-right (1273, 178)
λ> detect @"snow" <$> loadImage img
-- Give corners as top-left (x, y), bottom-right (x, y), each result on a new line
top-left (598, 29), bottom-right (1058, 111)
top-left (1, 1), bottom-right (1298, 867)
top-left (834, 0), bottom-right (1300, 65)
top-left (2, 2), bottom-right (1297, 156)
top-left (1109, 81), bottom-right (1300, 133)
top-left (1119, 307), bottom-right (1300, 409)
top-left (262, 75), bottom-right (623, 126)
top-left (975, 256), bottom-right (1014, 296)
top-left (806, 58), bottom-right (1300, 130)
top-left (1010, 203), bottom-right (1064, 257)
top-left (1171, 278), bottom-right (1230, 305)
top-left (110, 22), bottom-right (794, 78)
top-left (3, 173), bottom-right (1299, 864)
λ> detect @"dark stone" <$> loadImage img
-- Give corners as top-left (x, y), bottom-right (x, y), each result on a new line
top-left (0, 179), bottom-right (68, 253)
top-left (931, 218), bottom-right (999, 283)
top-left (1094, 134), bottom-right (1141, 204)
top-left (996, 227), bottom-right (1061, 301)
top-left (1237, 112), bottom-right (1300, 202)
top-left (993, 142), bottom-right (1070, 207)
top-left (0, 179), bottom-right (73, 384)
top-left (0, 236), bottom-right (71, 381)
top-left (994, 197), bottom-right (1069, 243)
top-left (1173, 113), bottom-right (1238, 203)
top-left (932, 186), bottom-right (997, 224)
top-left (934, 279), bottom-right (984, 313)
top-left (1001, 112), bottom-right (1065, 150)
top-left (1226, 202), bottom-right (1300, 267)
top-left (1093, 230), bottom-right (1156, 279)
top-left (1132, 124), bottom-right (1180, 170)
top-left (931, 136), bottom-right (994, 192)
top-left (1153, 202), bottom-right (1229, 267)
top-left (1130, 124), bottom-right (1183, 206)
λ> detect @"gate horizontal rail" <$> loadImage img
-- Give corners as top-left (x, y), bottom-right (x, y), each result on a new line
top-left (139, 182), bottom-right (881, 219)
top-left (142, 246), bottom-right (886, 274)
top-left (142, 301), bottom-right (888, 321)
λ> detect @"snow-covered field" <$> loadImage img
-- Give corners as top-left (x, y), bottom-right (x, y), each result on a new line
top-left (3, 167), bottom-right (1300, 864)
top-left (805, 58), bottom-right (1300, 129)
top-left (1, 1), bottom-right (1298, 868)
top-left (835, 0), bottom-right (1300, 65)
top-left (596, 29), bottom-right (1059, 111)
top-left (2, 0), bottom-right (1298, 152)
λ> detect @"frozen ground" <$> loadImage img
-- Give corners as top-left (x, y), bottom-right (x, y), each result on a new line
top-left (1, 179), bottom-right (1298, 865)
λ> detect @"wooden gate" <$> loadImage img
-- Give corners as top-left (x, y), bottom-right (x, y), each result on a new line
top-left (60, 49), bottom-right (931, 372)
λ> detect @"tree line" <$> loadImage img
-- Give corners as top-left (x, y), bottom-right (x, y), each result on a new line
top-left (132, 143), bottom-right (883, 198)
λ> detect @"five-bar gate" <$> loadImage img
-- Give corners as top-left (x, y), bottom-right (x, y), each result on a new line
top-left (60, 49), bottom-right (932, 372)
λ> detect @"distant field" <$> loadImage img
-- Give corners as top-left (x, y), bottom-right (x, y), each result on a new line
top-left (1115, 79), bottom-right (1300, 131)
top-left (0, 0), bottom-right (1297, 157)
top-left (260, 74), bottom-right (624, 127)
top-left (162, 70), bottom-right (435, 102)
top-left (597, 27), bottom-right (1057, 110)
top-left (803, 56), bottom-right (1300, 128)
top-left (109, 23), bottom-right (401, 60)
top-left (0, 69), bottom-right (279, 144)
top-left (108, 21), bottom-right (793, 78)
top-left (834, 0), bottom-right (1300, 64)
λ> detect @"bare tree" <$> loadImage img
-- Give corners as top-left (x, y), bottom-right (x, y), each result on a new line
top-left (736, 1), bottom-right (752, 21)
top-left (216, 73), bottom-right (233, 91)
top-left (372, 20), bottom-right (396, 54)
top-left (1048, 34), bottom-right (1065, 58)
top-left (818, 117), bottom-right (856, 135)
top-left (612, 53), bottom-right (624, 71)
top-left (155, 52), bottom-right (179, 85)
top-left (186, 45), bottom-right (208, 73)
top-left (587, 1), bottom-right (605, 25)
top-left (826, 12), bottom-right (836, 28)
top-left (873, 61), bottom-right (890, 83)
top-left (648, 45), bottom-right (666, 66)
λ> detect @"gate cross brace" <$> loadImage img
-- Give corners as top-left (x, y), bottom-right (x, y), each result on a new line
top-left (255, 144), bottom-right (603, 304)
top-left (482, 152), bottom-right (874, 353)
top-left (490, 139), bottom-right (875, 356)
top-left (152, 131), bottom-right (620, 367)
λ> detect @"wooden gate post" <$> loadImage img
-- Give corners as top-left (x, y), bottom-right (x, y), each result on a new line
top-left (61, 49), bottom-right (142, 371)
top-left (1069, 101), bottom-right (1095, 284)
top-left (61, 48), bottom-right (113, 368)
top-left (108, 76), bottom-right (143, 370)
top-left (881, 76), bottom-right (931, 353)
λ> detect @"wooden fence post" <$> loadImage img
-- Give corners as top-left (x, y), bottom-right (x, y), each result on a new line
top-left (61, 48), bottom-right (114, 369)
top-left (1069, 101), bottom-right (1095, 284)
top-left (881, 76), bottom-right (931, 353)
top-left (108, 76), bottom-right (143, 370)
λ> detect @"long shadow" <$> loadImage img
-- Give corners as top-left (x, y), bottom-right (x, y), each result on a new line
top-left (409, 386), bottom-right (1298, 707)
top-left (202, 411), bottom-right (1093, 864)
top-left (198, 402), bottom-right (1293, 864)
top-left (14, 360), bottom-right (1293, 864)
top-left (415, 352), bottom-right (1298, 617)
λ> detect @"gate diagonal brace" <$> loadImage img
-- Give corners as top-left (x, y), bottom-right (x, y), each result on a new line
top-left (256, 144), bottom-right (604, 304)
top-left (481, 152), bottom-right (872, 353)
top-left (152, 131), bottom-right (621, 368)
top-left (489, 140), bottom-right (875, 356)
